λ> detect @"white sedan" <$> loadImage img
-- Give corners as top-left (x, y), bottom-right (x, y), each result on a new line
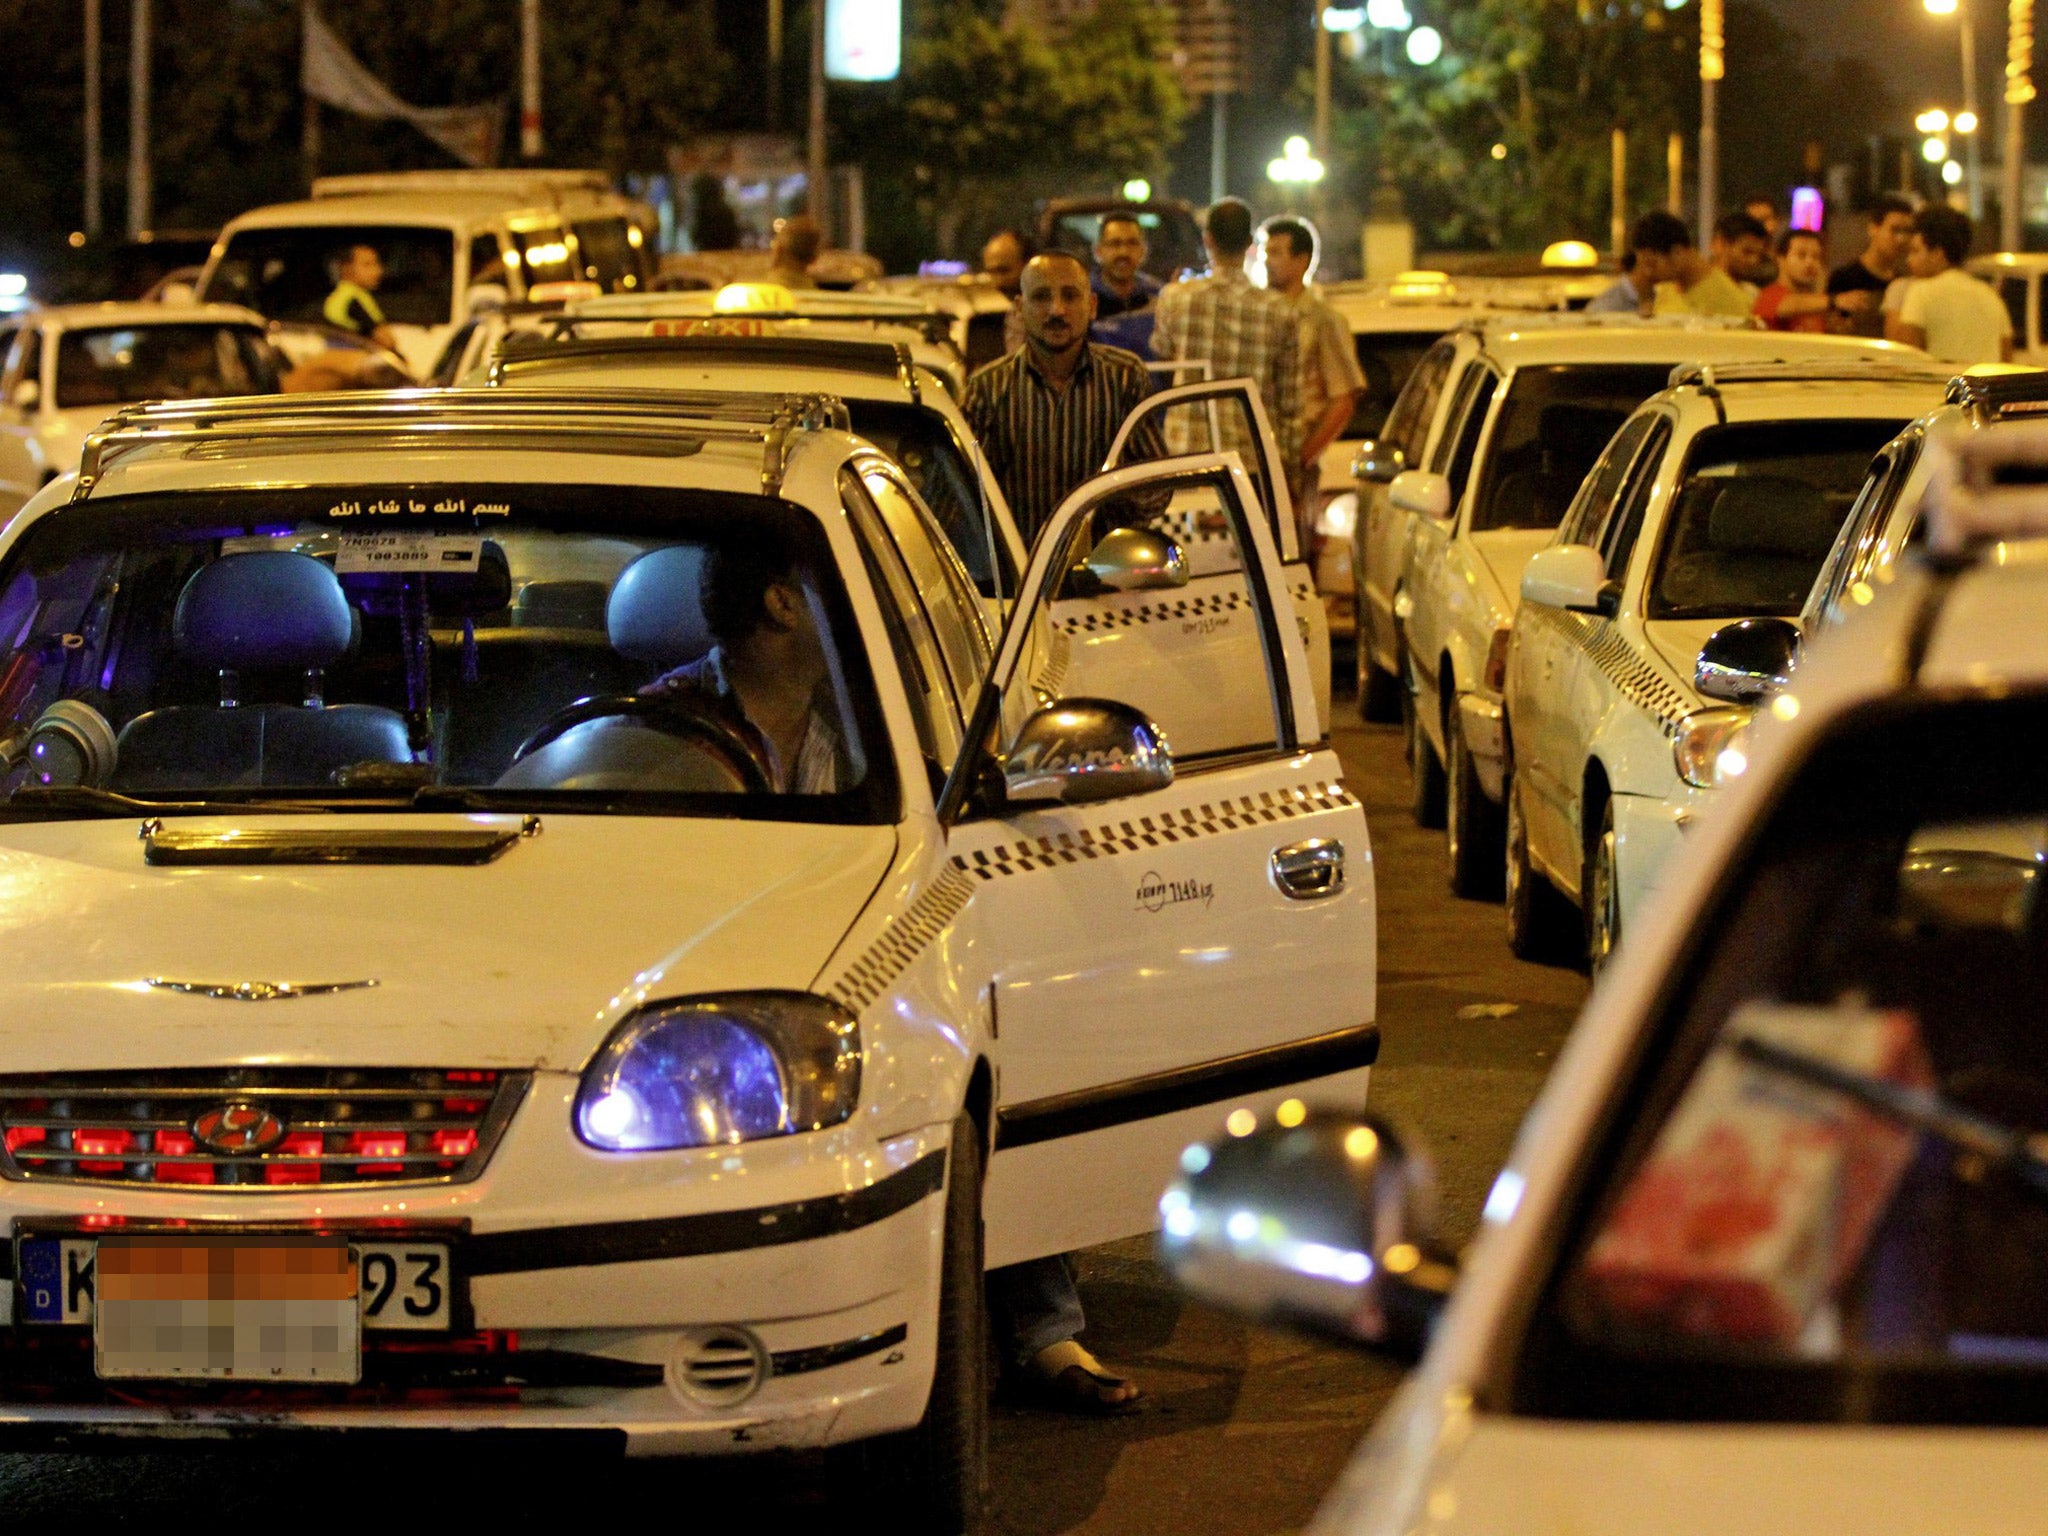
top-left (0, 387), bottom-right (1372, 1531)
top-left (1164, 420), bottom-right (2048, 1535)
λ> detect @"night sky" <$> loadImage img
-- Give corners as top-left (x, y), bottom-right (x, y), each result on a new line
top-left (1761, 0), bottom-right (1976, 109)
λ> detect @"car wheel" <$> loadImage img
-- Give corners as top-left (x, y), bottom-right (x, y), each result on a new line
top-left (1582, 797), bottom-right (1622, 978)
top-left (1505, 758), bottom-right (1578, 963)
top-left (1355, 619), bottom-right (1402, 723)
top-left (1402, 675), bottom-right (1446, 829)
top-left (1447, 716), bottom-right (1505, 901)
top-left (853, 1112), bottom-right (989, 1534)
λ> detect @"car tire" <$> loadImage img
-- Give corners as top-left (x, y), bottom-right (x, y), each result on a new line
top-left (1505, 755), bottom-right (1579, 963)
top-left (853, 1112), bottom-right (989, 1534)
top-left (1355, 622), bottom-right (1402, 722)
top-left (1581, 796), bottom-right (1623, 978)
top-left (1403, 675), bottom-right (1447, 829)
top-left (1446, 716), bottom-right (1505, 901)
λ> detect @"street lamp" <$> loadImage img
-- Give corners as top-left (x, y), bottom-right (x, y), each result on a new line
top-left (1269, 136), bottom-right (1328, 185)
top-left (1405, 25), bottom-right (1442, 64)
top-left (1924, 0), bottom-right (1983, 221)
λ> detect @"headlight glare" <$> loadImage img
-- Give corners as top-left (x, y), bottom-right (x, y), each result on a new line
top-left (1673, 706), bottom-right (1752, 789)
top-left (576, 993), bottom-right (860, 1152)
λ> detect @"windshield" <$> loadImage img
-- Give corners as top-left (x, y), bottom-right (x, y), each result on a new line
top-left (201, 226), bottom-right (456, 328)
top-left (54, 325), bottom-right (278, 409)
top-left (1647, 419), bottom-right (1907, 620)
top-left (1469, 364), bottom-right (1672, 533)
top-left (1517, 691), bottom-right (2048, 1426)
top-left (1341, 332), bottom-right (1436, 442)
top-left (1045, 208), bottom-right (1204, 283)
top-left (843, 400), bottom-right (1013, 598)
top-left (0, 486), bottom-right (893, 823)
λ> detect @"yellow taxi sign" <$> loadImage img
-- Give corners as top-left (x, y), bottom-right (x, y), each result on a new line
top-left (713, 282), bottom-right (796, 314)
top-left (1387, 270), bottom-right (1454, 301)
top-left (648, 317), bottom-right (772, 338)
top-left (1541, 239), bottom-right (1601, 270)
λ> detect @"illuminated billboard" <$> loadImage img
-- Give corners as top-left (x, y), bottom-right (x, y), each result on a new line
top-left (825, 0), bottom-right (902, 82)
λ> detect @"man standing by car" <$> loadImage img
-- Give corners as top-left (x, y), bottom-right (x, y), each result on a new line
top-left (1259, 216), bottom-right (1364, 543)
top-left (1090, 211), bottom-right (1162, 355)
top-left (1630, 211), bottom-right (1752, 319)
top-left (1152, 198), bottom-right (1302, 467)
top-left (323, 244), bottom-right (398, 353)
top-left (963, 250), bottom-right (1164, 546)
top-left (1828, 195), bottom-right (1916, 336)
top-left (982, 227), bottom-right (1036, 354)
top-left (1888, 205), bottom-right (2013, 364)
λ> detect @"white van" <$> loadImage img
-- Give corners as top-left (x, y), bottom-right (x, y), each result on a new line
top-left (195, 169), bottom-right (653, 379)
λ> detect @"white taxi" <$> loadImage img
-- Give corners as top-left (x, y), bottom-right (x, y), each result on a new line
top-left (1503, 360), bottom-right (1949, 970)
top-left (1163, 421), bottom-right (2048, 1536)
top-left (0, 388), bottom-right (1372, 1530)
top-left (1393, 325), bottom-right (1907, 896)
top-left (0, 302), bottom-right (279, 513)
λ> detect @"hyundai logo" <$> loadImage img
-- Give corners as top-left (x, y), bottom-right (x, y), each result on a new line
top-left (191, 1103), bottom-right (287, 1155)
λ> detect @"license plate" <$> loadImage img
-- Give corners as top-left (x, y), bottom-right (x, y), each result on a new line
top-left (17, 1237), bottom-right (453, 1336)
top-left (94, 1237), bottom-right (359, 1382)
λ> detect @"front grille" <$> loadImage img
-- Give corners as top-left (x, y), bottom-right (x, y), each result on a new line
top-left (0, 1068), bottom-right (526, 1188)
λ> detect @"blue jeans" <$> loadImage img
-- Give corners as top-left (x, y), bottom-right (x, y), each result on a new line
top-left (987, 1253), bottom-right (1086, 1367)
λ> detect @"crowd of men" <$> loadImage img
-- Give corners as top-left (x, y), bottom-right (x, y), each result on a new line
top-left (1589, 195), bottom-right (2012, 365)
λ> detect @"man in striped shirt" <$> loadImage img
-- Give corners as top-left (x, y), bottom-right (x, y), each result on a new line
top-left (962, 251), bottom-right (1165, 545)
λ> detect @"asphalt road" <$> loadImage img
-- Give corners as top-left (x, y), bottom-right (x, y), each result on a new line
top-left (0, 705), bottom-right (1586, 1528)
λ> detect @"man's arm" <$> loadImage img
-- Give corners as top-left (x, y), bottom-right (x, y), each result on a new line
top-left (1302, 393), bottom-right (1358, 466)
top-left (1267, 312), bottom-right (1303, 466)
top-left (1150, 286), bottom-right (1180, 361)
top-left (1889, 281), bottom-right (1929, 350)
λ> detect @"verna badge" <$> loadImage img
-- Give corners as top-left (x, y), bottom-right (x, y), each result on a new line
top-left (191, 1103), bottom-right (287, 1155)
top-left (142, 978), bottom-right (379, 1002)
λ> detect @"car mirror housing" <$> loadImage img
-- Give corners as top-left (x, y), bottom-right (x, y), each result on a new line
top-left (1001, 698), bottom-right (1173, 807)
top-left (10, 378), bottom-right (38, 412)
top-left (1352, 439), bottom-right (1405, 484)
top-left (1074, 526), bottom-right (1189, 594)
top-left (1388, 469), bottom-right (1452, 520)
top-left (1521, 544), bottom-right (1610, 613)
top-left (1695, 616), bottom-right (1801, 704)
top-left (1158, 1108), bottom-right (1456, 1359)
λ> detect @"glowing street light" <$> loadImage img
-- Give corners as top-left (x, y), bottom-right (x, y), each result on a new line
top-left (1322, 5), bottom-right (1366, 30)
top-left (1268, 135), bottom-right (1327, 185)
top-left (1925, 0), bottom-right (1958, 13)
top-left (1917, 107), bottom-right (1951, 132)
top-left (1924, 134), bottom-right (1951, 161)
top-left (1122, 177), bottom-right (1152, 201)
top-left (1956, 108), bottom-right (1980, 131)
top-left (1405, 25), bottom-right (1442, 64)
top-left (1943, 157), bottom-right (1966, 183)
top-left (1366, 0), bottom-right (1412, 28)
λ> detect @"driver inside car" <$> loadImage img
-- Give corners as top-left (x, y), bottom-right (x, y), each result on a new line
top-left (637, 530), bottom-right (849, 794)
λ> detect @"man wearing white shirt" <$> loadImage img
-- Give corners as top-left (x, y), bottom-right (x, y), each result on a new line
top-left (1888, 206), bottom-right (2013, 364)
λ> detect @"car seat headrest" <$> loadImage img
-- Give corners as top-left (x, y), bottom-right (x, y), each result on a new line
top-left (174, 552), bottom-right (355, 673)
top-left (1706, 476), bottom-right (1839, 560)
top-left (607, 545), bottom-right (714, 667)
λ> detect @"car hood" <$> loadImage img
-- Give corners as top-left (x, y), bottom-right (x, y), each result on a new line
top-left (1643, 616), bottom-right (1732, 701)
top-left (1422, 1416), bottom-right (2048, 1535)
top-left (0, 813), bottom-right (896, 1073)
top-left (1468, 529), bottom-right (1559, 620)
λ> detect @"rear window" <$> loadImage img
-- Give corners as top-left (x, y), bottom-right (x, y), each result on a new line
top-left (1342, 332), bottom-right (1436, 442)
top-left (1647, 418), bottom-right (1909, 620)
top-left (201, 225), bottom-right (456, 328)
top-left (569, 218), bottom-right (645, 292)
top-left (1468, 364), bottom-right (1673, 533)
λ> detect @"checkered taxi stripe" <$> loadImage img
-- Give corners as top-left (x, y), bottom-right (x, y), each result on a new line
top-left (954, 779), bottom-right (1357, 881)
top-left (1540, 608), bottom-right (1693, 735)
top-left (1054, 586), bottom-right (1250, 635)
top-left (826, 864), bottom-right (978, 1015)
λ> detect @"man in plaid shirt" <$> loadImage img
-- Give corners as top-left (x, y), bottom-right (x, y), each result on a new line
top-left (1151, 198), bottom-right (1303, 470)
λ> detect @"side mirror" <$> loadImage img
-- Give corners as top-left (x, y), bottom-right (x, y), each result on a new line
top-left (10, 378), bottom-right (38, 411)
top-left (1074, 526), bottom-right (1189, 594)
top-left (1521, 544), bottom-right (1613, 614)
top-left (1695, 616), bottom-right (1800, 704)
top-left (1002, 698), bottom-right (1173, 807)
top-left (1388, 469), bottom-right (1451, 520)
top-left (1351, 439), bottom-right (1405, 484)
top-left (1158, 1110), bottom-right (1456, 1358)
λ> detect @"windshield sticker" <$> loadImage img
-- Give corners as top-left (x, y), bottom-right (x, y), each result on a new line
top-left (335, 534), bottom-right (484, 575)
top-left (327, 496), bottom-right (510, 519)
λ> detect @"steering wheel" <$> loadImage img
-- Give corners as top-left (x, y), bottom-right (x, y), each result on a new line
top-left (510, 695), bottom-right (773, 793)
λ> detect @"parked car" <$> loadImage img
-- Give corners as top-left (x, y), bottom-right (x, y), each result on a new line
top-left (1393, 324), bottom-right (1907, 895)
top-left (196, 169), bottom-right (653, 380)
top-left (0, 387), bottom-right (1371, 1530)
top-left (1502, 359), bottom-right (1949, 970)
top-left (0, 301), bottom-right (279, 513)
top-left (1163, 418), bottom-right (2048, 1536)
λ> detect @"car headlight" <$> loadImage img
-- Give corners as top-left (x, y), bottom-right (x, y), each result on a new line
top-left (1673, 706), bottom-right (1753, 790)
top-left (575, 992), bottom-right (860, 1151)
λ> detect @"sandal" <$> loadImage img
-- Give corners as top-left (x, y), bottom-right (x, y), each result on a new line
top-left (1009, 1342), bottom-right (1143, 1417)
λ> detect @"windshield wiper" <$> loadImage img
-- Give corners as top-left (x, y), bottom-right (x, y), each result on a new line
top-left (1730, 1031), bottom-right (2048, 1201)
top-left (0, 785), bottom-right (320, 820)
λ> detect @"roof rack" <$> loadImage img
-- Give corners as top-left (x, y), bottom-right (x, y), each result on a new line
top-left (1669, 359), bottom-right (1956, 392)
top-left (1945, 367), bottom-right (2048, 420)
top-left (1461, 312), bottom-right (1756, 336)
top-left (70, 388), bottom-right (852, 502)
top-left (557, 302), bottom-right (958, 347)
top-left (310, 169), bottom-right (612, 201)
top-left (492, 331), bottom-right (921, 401)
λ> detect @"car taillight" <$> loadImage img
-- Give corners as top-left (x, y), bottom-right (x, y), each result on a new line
top-left (266, 1132), bottom-right (325, 1186)
top-left (73, 1128), bottom-right (133, 1174)
top-left (431, 1128), bottom-right (477, 1160)
top-left (349, 1131), bottom-right (407, 1174)
top-left (4, 1125), bottom-right (44, 1154)
top-left (152, 1129), bottom-right (214, 1185)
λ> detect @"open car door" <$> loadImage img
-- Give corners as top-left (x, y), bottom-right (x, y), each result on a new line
top-left (940, 450), bottom-right (1377, 1267)
top-left (1047, 377), bottom-right (1331, 743)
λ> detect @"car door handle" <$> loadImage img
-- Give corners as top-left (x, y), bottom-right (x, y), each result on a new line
top-left (1270, 837), bottom-right (1345, 900)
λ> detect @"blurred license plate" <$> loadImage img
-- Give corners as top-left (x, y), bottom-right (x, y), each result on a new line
top-left (92, 1237), bottom-right (359, 1382)
top-left (17, 1237), bottom-right (452, 1357)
